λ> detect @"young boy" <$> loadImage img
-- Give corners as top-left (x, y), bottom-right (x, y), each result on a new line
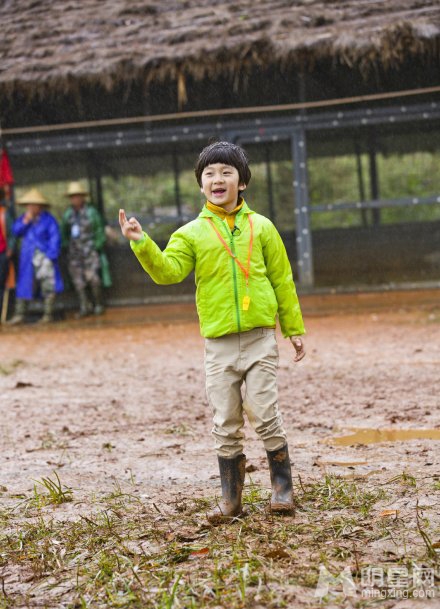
top-left (119, 141), bottom-right (305, 524)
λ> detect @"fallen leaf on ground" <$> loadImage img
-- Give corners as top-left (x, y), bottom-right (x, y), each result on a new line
top-left (380, 509), bottom-right (399, 518)
top-left (265, 547), bottom-right (291, 559)
top-left (14, 381), bottom-right (34, 389)
top-left (189, 547), bottom-right (209, 559)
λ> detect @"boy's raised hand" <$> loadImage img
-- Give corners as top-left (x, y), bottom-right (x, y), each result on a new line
top-left (119, 209), bottom-right (143, 241)
top-left (290, 336), bottom-right (306, 362)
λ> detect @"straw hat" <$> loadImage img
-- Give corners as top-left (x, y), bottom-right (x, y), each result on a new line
top-left (65, 181), bottom-right (89, 197)
top-left (17, 188), bottom-right (50, 206)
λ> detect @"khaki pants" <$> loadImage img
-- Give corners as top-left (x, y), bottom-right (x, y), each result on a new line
top-left (205, 327), bottom-right (287, 458)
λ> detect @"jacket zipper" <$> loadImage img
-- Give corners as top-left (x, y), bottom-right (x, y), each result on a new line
top-left (229, 230), bottom-right (241, 332)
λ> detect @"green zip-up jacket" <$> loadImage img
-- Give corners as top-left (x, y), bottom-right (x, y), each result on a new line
top-left (131, 201), bottom-right (305, 339)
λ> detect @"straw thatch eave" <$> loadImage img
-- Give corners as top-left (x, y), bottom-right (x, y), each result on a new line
top-left (1, 0), bottom-right (439, 103)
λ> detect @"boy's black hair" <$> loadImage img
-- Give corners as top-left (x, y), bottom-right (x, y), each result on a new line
top-left (194, 141), bottom-right (251, 187)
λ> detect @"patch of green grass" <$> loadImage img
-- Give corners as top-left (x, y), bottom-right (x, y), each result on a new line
top-left (387, 471), bottom-right (418, 489)
top-left (38, 430), bottom-right (69, 451)
top-left (162, 422), bottom-right (195, 436)
top-left (0, 359), bottom-right (25, 376)
top-left (0, 473), bottom-right (437, 608)
top-left (242, 478), bottom-right (270, 513)
top-left (31, 471), bottom-right (73, 507)
top-left (299, 474), bottom-right (387, 515)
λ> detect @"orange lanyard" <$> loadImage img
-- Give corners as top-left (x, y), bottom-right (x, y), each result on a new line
top-left (206, 214), bottom-right (254, 310)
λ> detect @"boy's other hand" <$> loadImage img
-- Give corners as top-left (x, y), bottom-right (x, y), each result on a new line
top-left (290, 336), bottom-right (305, 362)
top-left (119, 209), bottom-right (143, 241)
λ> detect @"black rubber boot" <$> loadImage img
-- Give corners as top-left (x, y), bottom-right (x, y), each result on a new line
top-left (266, 444), bottom-right (295, 514)
top-left (75, 289), bottom-right (92, 319)
top-left (91, 284), bottom-right (104, 315)
top-left (207, 454), bottom-right (246, 525)
top-left (39, 293), bottom-right (55, 323)
top-left (7, 298), bottom-right (26, 325)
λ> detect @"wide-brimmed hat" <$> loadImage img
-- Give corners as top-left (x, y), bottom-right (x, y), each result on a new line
top-left (65, 181), bottom-right (89, 197)
top-left (17, 188), bottom-right (50, 206)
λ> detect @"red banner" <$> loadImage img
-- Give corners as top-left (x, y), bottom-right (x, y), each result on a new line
top-left (0, 148), bottom-right (14, 187)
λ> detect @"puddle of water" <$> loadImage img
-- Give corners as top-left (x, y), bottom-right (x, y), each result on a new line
top-left (326, 428), bottom-right (440, 446)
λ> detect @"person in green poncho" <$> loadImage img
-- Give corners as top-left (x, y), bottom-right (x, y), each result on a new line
top-left (61, 181), bottom-right (111, 317)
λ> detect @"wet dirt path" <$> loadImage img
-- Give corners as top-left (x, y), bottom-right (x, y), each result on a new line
top-left (1, 292), bottom-right (440, 508)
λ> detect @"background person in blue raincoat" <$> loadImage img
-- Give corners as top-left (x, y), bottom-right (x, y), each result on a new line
top-left (8, 188), bottom-right (63, 324)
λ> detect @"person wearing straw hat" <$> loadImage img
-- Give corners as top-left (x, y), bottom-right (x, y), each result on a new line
top-left (8, 188), bottom-right (63, 324)
top-left (61, 181), bottom-right (110, 318)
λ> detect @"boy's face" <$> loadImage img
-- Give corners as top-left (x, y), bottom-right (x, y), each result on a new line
top-left (200, 163), bottom-right (246, 210)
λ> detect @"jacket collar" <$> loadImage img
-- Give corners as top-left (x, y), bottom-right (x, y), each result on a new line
top-left (199, 199), bottom-right (253, 219)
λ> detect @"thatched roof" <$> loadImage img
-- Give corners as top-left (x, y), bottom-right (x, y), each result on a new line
top-left (1, 0), bottom-right (439, 102)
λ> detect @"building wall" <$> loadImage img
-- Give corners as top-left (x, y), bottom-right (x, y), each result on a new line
top-left (57, 219), bottom-right (440, 308)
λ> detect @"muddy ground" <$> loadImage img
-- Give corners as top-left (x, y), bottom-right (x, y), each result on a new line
top-left (1, 290), bottom-right (440, 607)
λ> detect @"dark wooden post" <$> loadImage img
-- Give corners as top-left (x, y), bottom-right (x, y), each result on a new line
top-left (95, 171), bottom-right (104, 219)
top-left (172, 150), bottom-right (182, 223)
top-left (265, 145), bottom-right (276, 223)
top-left (368, 132), bottom-right (381, 226)
top-left (355, 142), bottom-right (368, 227)
top-left (87, 153), bottom-right (105, 218)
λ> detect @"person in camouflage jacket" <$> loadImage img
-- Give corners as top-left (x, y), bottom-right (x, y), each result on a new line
top-left (61, 181), bottom-right (111, 317)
